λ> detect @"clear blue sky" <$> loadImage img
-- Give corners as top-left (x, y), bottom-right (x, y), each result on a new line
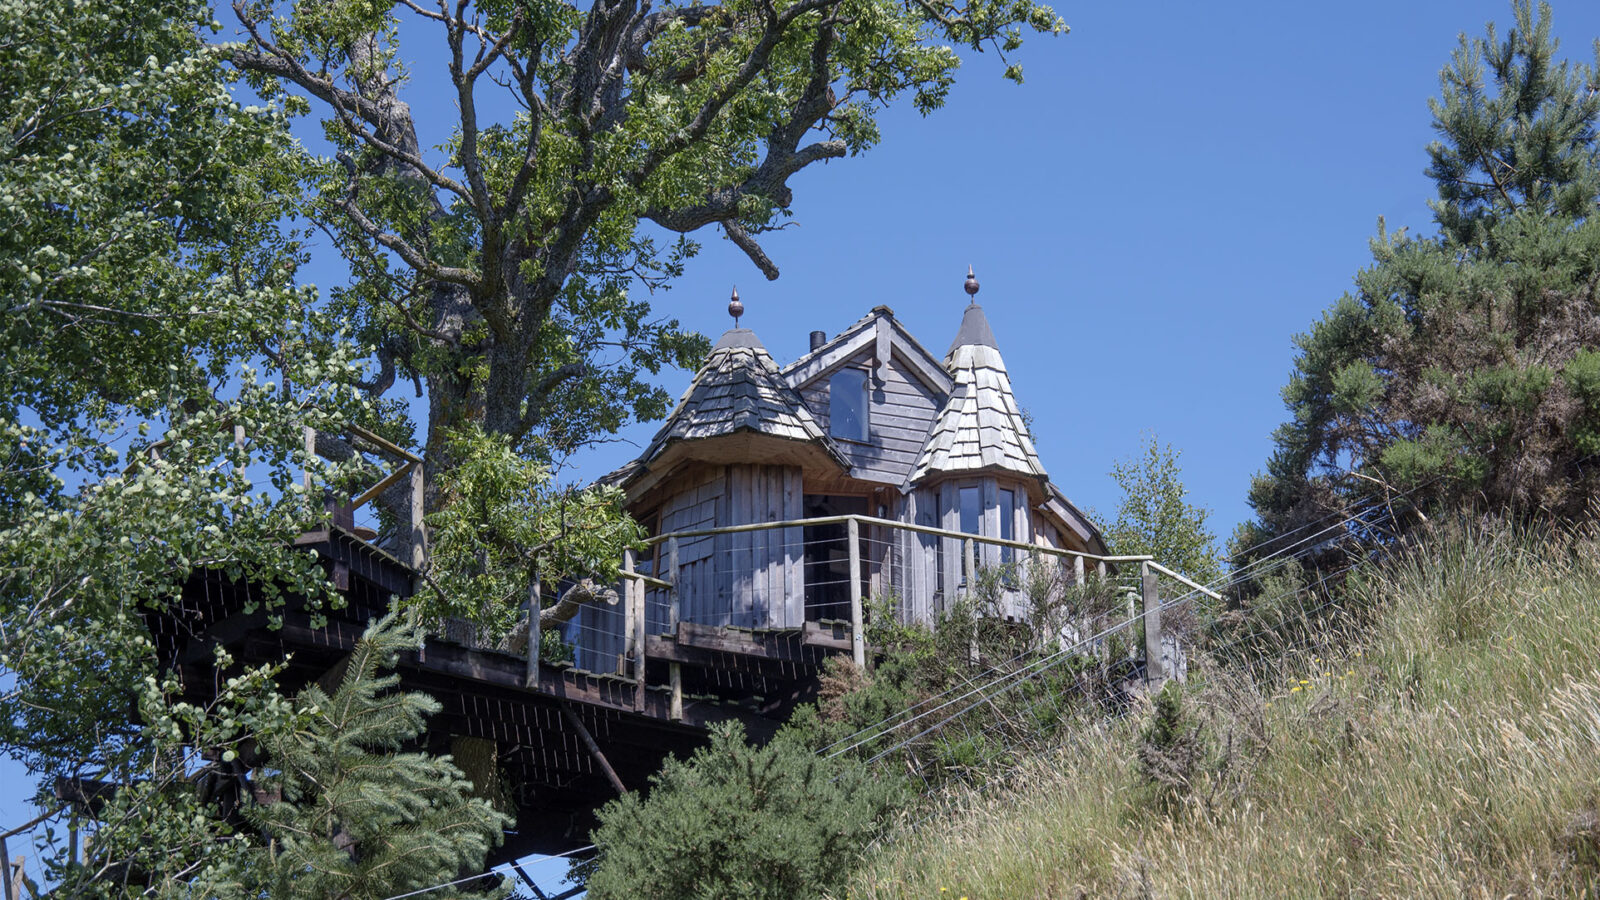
top-left (560, 1), bottom-right (1600, 548)
top-left (8, 0), bottom-right (1600, 889)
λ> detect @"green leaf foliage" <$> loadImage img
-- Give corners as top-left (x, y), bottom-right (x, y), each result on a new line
top-left (0, 0), bottom-right (503, 894)
top-left (1100, 434), bottom-right (1222, 591)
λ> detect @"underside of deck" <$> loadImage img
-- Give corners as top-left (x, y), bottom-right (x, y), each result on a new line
top-left (146, 528), bottom-right (851, 861)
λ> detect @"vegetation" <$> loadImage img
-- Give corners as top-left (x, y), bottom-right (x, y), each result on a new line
top-left (1244, 0), bottom-right (1600, 562)
top-left (579, 722), bottom-right (904, 900)
top-left (1, 0), bottom-right (1068, 891)
top-left (203, 615), bottom-right (510, 900)
top-left (1100, 434), bottom-right (1222, 591)
top-left (842, 520), bottom-right (1600, 898)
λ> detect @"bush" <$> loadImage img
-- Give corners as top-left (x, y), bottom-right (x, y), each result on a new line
top-left (579, 722), bottom-right (905, 900)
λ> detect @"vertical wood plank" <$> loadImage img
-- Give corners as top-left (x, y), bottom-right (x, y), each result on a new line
top-left (1142, 562), bottom-right (1165, 687)
top-left (633, 567), bottom-right (647, 711)
top-left (669, 662), bottom-right (683, 721)
top-left (667, 537), bottom-right (681, 632)
top-left (848, 517), bottom-right (865, 668)
top-left (964, 537), bottom-right (977, 597)
top-left (783, 467), bottom-right (801, 627)
top-left (622, 548), bottom-right (636, 668)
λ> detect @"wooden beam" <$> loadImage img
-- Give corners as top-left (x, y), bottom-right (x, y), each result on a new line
top-left (560, 703), bottom-right (627, 796)
top-left (1142, 562), bottom-right (1165, 687)
top-left (847, 517), bottom-right (865, 668)
top-left (669, 663), bottom-right (683, 722)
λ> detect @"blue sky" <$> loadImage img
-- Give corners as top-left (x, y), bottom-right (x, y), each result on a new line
top-left (8, 0), bottom-right (1600, 889)
top-left (559, 1), bottom-right (1600, 548)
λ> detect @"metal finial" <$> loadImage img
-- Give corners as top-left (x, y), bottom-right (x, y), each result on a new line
top-left (964, 265), bottom-right (980, 299)
top-left (728, 286), bottom-right (744, 327)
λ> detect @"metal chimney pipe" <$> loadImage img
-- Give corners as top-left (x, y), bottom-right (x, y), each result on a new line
top-left (809, 330), bottom-right (826, 351)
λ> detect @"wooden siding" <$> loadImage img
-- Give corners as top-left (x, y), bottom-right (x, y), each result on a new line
top-left (714, 464), bottom-right (805, 627)
top-left (577, 465), bottom-right (806, 670)
top-left (796, 347), bottom-right (943, 486)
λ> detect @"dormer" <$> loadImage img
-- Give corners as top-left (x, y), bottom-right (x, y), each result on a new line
top-left (780, 305), bottom-right (953, 486)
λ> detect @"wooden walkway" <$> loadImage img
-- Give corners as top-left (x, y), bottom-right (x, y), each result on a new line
top-left (146, 525), bottom-right (850, 861)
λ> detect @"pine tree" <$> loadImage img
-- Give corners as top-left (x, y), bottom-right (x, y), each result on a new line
top-left (1245, 1), bottom-right (1600, 563)
top-left (201, 614), bottom-right (511, 900)
top-left (578, 722), bottom-right (903, 900)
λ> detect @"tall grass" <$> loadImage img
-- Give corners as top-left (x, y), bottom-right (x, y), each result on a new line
top-left (842, 520), bottom-right (1600, 898)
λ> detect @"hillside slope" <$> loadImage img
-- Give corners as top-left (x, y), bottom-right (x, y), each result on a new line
top-left (844, 524), bottom-right (1600, 898)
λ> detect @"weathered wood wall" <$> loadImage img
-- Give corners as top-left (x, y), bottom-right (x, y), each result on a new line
top-left (716, 464), bottom-right (805, 627)
top-left (795, 348), bottom-right (944, 485)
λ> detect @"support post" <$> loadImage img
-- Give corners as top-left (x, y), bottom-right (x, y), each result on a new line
top-left (669, 662), bottom-right (683, 721)
top-left (963, 537), bottom-right (977, 593)
top-left (1097, 559), bottom-right (1107, 579)
top-left (1141, 562), bottom-right (1165, 688)
top-left (621, 549), bottom-right (637, 677)
top-left (1073, 554), bottom-right (1085, 586)
top-left (633, 561), bottom-right (647, 711)
top-left (0, 836), bottom-right (12, 900)
top-left (524, 573), bottom-right (540, 690)
top-left (666, 537), bottom-right (680, 632)
top-left (847, 517), bottom-right (865, 668)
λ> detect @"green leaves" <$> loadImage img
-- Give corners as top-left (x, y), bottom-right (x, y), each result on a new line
top-left (1101, 434), bottom-right (1222, 592)
top-left (418, 424), bottom-right (645, 634)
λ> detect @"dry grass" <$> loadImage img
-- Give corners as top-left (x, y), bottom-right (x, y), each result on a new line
top-left (841, 521), bottom-right (1600, 899)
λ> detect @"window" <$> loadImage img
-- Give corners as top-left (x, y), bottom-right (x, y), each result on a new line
top-left (959, 486), bottom-right (980, 536)
top-left (829, 369), bottom-right (869, 441)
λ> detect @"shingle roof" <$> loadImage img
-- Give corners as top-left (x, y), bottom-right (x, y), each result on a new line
top-left (616, 328), bottom-right (848, 476)
top-left (911, 304), bottom-right (1046, 482)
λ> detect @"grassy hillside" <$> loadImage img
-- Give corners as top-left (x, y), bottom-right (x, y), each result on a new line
top-left (843, 523), bottom-right (1600, 898)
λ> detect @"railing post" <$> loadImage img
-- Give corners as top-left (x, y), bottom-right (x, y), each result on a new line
top-left (666, 537), bottom-right (680, 632)
top-left (622, 548), bottom-right (637, 678)
top-left (0, 834), bottom-right (12, 900)
top-left (1141, 561), bottom-right (1165, 688)
top-left (847, 517), bottom-right (865, 668)
top-left (1073, 554), bottom-right (1085, 586)
top-left (524, 572), bottom-right (540, 690)
top-left (669, 662), bottom-right (683, 722)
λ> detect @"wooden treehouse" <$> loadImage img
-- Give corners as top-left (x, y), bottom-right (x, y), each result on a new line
top-left (149, 272), bottom-right (1214, 863)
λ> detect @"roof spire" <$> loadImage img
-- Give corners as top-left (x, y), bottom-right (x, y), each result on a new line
top-left (728, 285), bottom-right (743, 327)
top-left (964, 265), bottom-right (980, 300)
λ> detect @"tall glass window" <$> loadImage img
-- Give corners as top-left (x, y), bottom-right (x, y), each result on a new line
top-left (828, 369), bottom-right (869, 441)
top-left (959, 486), bottom-right (980, 536)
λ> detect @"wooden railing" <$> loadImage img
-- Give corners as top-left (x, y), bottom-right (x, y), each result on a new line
top-left (557, 514), bottom-right (1222, 720)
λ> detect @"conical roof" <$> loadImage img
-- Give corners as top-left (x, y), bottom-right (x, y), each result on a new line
top-left (912, 303), bottom-right (1046, 482)
top-left (616, 327), bottom-right (848, 480)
